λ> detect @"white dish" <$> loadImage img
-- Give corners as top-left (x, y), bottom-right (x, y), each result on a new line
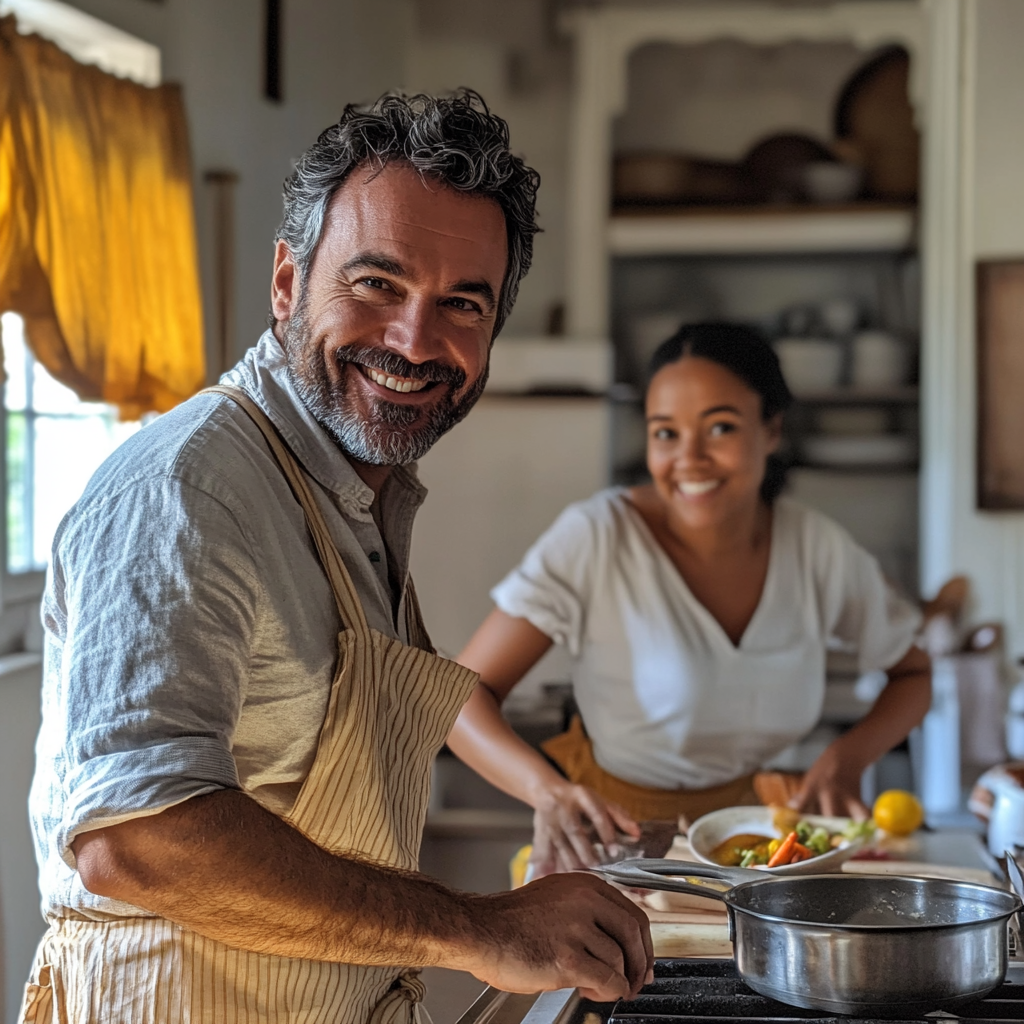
top-left (688, 805), bottom-right (868, 876)
top-left (774, 337), bottom-right (844, 394)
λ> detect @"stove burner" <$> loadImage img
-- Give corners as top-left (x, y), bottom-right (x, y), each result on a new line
top-left (596, 959), bottom-right (1024, 1024)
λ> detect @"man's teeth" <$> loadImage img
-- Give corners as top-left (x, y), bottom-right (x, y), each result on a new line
top-left (678, 480), bottom-right (721, 497)
top-left (365, 367), bottom-right (428, 393)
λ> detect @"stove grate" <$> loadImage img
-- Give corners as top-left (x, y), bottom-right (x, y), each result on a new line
top-left (602, 959), bottom-right (1024, 1024)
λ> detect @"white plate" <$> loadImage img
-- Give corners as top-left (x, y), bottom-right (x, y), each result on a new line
top-left (688, 806), bottom-right (868, 876)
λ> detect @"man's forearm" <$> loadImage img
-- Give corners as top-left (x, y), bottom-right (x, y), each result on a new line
top-left (73, 789), bottom-right (479, 968)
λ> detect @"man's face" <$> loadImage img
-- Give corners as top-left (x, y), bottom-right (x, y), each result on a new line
top-left (271, 161), bottom-right (508, 465)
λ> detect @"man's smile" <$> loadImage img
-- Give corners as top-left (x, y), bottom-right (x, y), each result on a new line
top-left (357, 364), bottom-right (430, 394)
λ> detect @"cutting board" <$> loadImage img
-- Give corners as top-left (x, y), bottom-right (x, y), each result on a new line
top-left (650, 920), bottom-right (732, 958)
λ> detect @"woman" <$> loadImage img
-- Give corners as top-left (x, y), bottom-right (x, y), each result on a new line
top-left (448, 323), bottom-right (931, 876)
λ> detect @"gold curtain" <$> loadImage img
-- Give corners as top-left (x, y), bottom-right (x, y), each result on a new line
top-left (0, 16), bottom-right (204, 419)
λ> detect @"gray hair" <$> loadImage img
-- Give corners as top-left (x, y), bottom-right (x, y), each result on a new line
top-left (275, 89), bottom-right (541, 338)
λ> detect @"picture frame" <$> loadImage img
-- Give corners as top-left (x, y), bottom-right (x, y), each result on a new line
top-left (977, 259), bottom-right (1024, 509)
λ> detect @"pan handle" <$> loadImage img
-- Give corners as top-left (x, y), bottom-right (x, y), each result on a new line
top-left (593, 857), bottom-right (761, 900)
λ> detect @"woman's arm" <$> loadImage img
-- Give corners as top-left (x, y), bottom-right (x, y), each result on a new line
top-left (792, 645), bottom-right (932, 818)
top-left (450, 610), bottom-right (639, 873)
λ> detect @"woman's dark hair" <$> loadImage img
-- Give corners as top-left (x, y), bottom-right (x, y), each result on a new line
top-left (647, 322), bottom-right (794, 503)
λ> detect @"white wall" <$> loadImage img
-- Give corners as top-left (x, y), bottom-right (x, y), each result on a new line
top-left (920, 0), bottom-right (1024, 654)
top-left (0, 658), bottom-right (43, 1024)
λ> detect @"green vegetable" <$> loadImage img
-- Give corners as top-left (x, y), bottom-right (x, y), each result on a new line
top-left (795, 821), bottom-right (814, 844)
top-left (739, 850), bottom-right (758, 868)
top-left (841, 819), bottom-right (877, 842)
top-left (807, 827), bottom-right (831, 856)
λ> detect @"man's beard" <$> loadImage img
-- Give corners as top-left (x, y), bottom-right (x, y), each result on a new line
top-left (280, 312), bottom-right (488, 466)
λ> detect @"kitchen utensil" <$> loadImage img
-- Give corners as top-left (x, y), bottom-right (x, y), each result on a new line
top-left (742, 133), bottom-right (834, 204)
top-left (596, 858), bottom-right (1021, 1015)
top-left (613, 152), bottom-right (750, 207)
top-left (687, 806), bottom-right (867, 876)
top-left (971, 765), bottom-right (1024, 858)
top-left (1006, 850), bottom-right (1024, 902)
top-left (834, 46), bottom-right (919, 201)
top-left (773, 337), bottom-right (843, 394)
top-left (801, 160), bottom-right (863, 204)
top-left (817, 296), bottom-right (860, 337)
top-left (850, 330), bottom-right (911, 389)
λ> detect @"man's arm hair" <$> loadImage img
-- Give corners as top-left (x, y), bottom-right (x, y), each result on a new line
top-left (72, 788), bottom-right (655, 1002)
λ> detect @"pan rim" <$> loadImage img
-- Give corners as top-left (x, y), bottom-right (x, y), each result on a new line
top-left (726, 873), bottom-right (1022, 931)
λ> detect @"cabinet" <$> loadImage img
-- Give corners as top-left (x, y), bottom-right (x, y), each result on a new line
top-left (562, 1), bottom-right (926, 596)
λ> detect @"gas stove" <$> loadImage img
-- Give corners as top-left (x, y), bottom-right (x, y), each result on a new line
top-left (457, 957), bottom-right (1024, 1024)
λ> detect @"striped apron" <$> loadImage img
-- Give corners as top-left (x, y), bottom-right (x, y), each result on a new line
top-left (20, 385), bottom-right (479, 1024)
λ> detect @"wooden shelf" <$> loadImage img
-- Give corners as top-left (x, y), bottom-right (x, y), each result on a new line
top-left (791, 387), bottom-right (919, 405)
top-left (608, 204), bottom-right (917, 257)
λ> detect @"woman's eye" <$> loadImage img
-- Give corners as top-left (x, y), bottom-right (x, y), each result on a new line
top-left (652, 427), bottom-right (677, 441)
top-left (709, 421), bottom-right (737, 437)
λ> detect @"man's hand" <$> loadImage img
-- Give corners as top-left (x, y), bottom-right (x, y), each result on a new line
top-left (531, 783), bottom-right (640, 876)
top-left (71, 789), bottom-right (653, 1001)
top-left (460, 872), bottom-right (654, 1001)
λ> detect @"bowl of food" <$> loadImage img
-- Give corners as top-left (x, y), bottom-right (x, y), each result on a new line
top-left (688, 805), bottom-right (874, 875)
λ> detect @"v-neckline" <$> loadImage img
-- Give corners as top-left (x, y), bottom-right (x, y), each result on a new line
top-left (620, 490), bottom-right (781, 652)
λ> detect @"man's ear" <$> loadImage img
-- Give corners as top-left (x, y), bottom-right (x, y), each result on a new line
top-left (271, 240), bottom-right (298, 322)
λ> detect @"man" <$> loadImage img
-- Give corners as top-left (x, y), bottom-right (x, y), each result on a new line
top-left (22, 92), bottom-right (652, 1024)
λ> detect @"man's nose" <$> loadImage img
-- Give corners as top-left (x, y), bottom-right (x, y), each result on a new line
top-left (381, 295), bottom-right (446, 364)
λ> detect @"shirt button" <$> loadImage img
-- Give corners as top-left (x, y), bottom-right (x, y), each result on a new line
top-left (368, 551), bottom-right (381, 563)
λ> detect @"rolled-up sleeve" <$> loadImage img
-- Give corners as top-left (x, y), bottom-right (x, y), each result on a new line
top-left (47, 475), bottom-right (258, 865)
top-left (490, 502), bottom-right (598, 658)
top-left (818, 521), bottom-right (922, 673)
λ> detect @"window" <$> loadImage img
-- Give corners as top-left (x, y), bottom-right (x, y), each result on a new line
top-left (0, 1), bottom-right (158, 602)
top-left (2, 313), bottom-right (143, 574)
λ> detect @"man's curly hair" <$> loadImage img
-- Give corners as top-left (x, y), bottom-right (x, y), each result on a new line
top-left (275, 89), bottom-right (541, 338)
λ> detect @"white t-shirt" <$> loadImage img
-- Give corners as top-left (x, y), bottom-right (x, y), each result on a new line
top-left (491, 490), bottom-right (921, 790)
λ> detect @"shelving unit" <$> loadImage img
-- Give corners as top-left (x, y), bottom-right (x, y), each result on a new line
top-left (561, 2), bottom-right (926, 599)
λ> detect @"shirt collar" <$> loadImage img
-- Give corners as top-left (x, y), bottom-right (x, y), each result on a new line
top-left (221, 331), bottom-right (427, 522)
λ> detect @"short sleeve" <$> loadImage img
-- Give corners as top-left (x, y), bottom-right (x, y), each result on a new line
top-left (45, 475), bottom-right (259, 864)
top-left (811, 510), bottom-right (922, 673)
top-left (490, 499), bottom-right (603, 657)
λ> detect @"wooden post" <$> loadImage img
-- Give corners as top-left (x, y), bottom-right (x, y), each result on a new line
top-left (203, 170), bottom-right (240, 377)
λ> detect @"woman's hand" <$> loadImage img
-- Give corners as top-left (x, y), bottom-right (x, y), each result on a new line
top-left (788, 744), bottom-right (870, 820)
top-left (529, 782), bottom-right (640, 877)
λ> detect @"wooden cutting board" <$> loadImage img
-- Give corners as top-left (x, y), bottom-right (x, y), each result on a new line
top-left (650, 920), bottom-right (732, 958)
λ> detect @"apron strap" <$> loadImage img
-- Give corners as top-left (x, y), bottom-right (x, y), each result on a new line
top-left (201, 384), bottom-right (369, 639)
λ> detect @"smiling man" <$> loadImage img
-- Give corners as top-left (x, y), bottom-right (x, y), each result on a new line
top-left (22, 93), bottom-right (652, 1024)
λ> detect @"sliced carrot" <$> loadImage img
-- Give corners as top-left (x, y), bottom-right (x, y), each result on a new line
top-left (789, 843), bottom-right (813, 864)
top-left (767, 831), bottom-right (798, 868)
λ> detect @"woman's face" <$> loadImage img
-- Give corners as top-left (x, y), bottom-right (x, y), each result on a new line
top-left (645, 356), bottom-right (782, 531)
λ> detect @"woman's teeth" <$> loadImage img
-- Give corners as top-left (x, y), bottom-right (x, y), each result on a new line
top-left (678, 479), bottom-right (721, 497)
top-left (363, 367), bottom-right (428, 393)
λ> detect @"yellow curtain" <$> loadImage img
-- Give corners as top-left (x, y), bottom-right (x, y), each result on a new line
top-left (0, 16), bottom-right (204, 419)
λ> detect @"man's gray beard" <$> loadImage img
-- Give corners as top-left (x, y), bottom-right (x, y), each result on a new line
top-left (280, 314), bottom-right (488, 466)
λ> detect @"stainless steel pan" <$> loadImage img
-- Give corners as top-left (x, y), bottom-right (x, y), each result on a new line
top-left (598, 858), bottom-right (1022, 1016)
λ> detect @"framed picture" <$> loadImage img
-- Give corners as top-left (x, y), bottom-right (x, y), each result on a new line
top-left (977, 259), bottom-right (1024, 509)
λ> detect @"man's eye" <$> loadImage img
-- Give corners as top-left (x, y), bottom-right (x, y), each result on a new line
top-left (360, 277), bottom-right (388, 290)
top-left (445, 297), bottom-right (479, 312)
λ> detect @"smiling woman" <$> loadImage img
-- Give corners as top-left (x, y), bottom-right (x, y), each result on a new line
top-left (447, 321), bottom-right (932, 879)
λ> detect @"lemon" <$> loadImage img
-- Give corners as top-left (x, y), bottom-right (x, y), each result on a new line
top-left (509, 844), bottom-right (532, 888)
top-left (873, 789), bottom-right (924, 835)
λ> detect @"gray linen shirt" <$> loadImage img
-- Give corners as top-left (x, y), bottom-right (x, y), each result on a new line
top-left (29, 330), bottom-right (427, 920)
